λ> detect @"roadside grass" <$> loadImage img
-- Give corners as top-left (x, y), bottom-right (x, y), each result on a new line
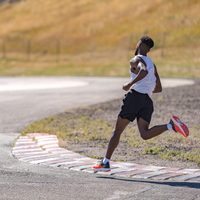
top-left (115, 159), bottom-right (127, 162)
top-left (12, 137), bottom-right (18, 148)
top-left (159, 150), bottom-right (200, 164)
top-left (89, 155), bottom-right (102, 160)
top-left (1, 47), bottom-right (200, 77)
top-left (143, 146), bottom-right (200, 164)
top-left (21, 106), bottom-right (200, 165)
top-left (144, 146), bottom-right (164, 155)
top-left (21, 113), bottom-right (114, 141)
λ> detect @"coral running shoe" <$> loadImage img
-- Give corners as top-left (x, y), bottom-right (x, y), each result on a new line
top-left (92, 160), bottom-right (111, 172)
top-left (169, 116), bottom-right (189, 137)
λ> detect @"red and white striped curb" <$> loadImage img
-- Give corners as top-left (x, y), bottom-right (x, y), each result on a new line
top-left (12, 133), bottom-right (200, 182)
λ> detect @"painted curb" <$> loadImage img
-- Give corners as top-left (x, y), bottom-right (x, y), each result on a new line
top-left (12, 133), bottom-right (200, 182)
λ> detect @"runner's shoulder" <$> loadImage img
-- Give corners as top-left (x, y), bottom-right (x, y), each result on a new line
top-left (130, 56), bottom-right (141, 65)
top-left (130, 56), bottom-right (146, 69)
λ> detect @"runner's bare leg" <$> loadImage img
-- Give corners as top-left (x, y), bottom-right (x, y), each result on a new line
top-left (105, 116), bottom-right (130, 159)
top-left (137, 117), bottom-right (168, 140)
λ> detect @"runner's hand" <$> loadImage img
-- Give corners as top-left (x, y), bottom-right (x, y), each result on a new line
top-left (123, 83), bottom-right (131, 91)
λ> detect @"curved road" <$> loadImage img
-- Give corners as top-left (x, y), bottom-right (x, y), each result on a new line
top-left (0, 76), bottom-right (198, 200)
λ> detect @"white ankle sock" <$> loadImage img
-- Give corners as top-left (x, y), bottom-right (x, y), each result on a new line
top-left (167, 123), bottom-right (172, 130)
top-left (103, 157), bottom-right (110, 164)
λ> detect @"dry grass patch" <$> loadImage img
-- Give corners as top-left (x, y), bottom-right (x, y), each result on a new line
top-left (21, 103), bottom-right (200, 165)
top-left (0, 0), bottom-right (200, 77)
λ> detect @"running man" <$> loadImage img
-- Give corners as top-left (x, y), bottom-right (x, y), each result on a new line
top-left (92, 36), bottom-right (189, 172)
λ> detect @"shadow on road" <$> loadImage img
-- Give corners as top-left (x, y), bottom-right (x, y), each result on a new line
top-left (96, 176), bottom-right (200, 189)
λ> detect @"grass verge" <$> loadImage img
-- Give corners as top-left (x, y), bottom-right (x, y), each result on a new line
top-left (21, 103), bottom-right (200, 165)
top-left (1, 48), bottom-right (200, 77)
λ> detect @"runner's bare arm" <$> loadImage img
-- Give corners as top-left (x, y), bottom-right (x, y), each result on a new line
top-left (123, 61), bottom-right (148, 91)
top-left (152, 64), bottom-right (162, 93)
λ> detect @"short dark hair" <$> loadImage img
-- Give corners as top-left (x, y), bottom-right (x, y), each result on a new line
top-left (140, 36), bottom-right (154, 48)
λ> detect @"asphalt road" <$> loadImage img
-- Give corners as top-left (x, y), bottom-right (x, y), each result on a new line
top-left (0, 76), bottom-right (199, 200)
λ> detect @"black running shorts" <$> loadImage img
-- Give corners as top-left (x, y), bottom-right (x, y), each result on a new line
top-left (118, 89), bottom-right (154, 124)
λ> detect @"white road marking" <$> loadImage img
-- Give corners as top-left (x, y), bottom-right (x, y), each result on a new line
top-left (0, 77), bottom-right (88, 91)
top-left (0, 77), bottom-right (194, 92)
